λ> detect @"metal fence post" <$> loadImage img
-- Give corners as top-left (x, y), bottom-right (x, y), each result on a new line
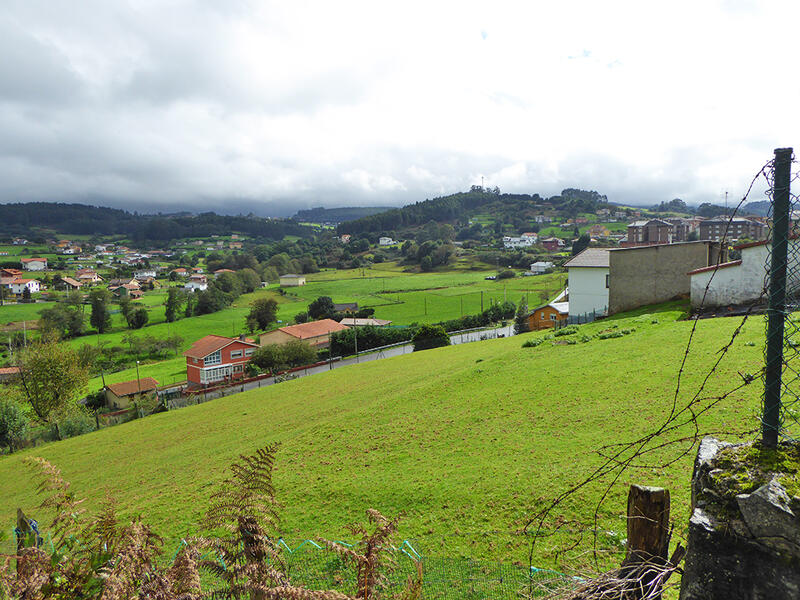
top-left (763, 147), bottom-right (794, 447)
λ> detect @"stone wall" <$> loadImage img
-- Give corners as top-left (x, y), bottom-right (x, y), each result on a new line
top-left (679, 436), bottom-right (800, 599)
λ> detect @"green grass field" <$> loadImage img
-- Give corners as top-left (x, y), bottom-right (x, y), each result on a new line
top-left (0, 305), bottom-right (765, 574)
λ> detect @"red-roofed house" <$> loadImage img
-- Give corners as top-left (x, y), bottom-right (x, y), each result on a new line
top-left (183, 335), bottom-right (259, 386)
top-left (10, 278), bottom-right (40, 295)
top-left (21, 258), bottom-right (47, 271)
top-left (258, 319), bottom-right (348, 349)
top-left (104, 377), bottom-right (160, 409)
top-left (0, 268), bottom-right (22, 278)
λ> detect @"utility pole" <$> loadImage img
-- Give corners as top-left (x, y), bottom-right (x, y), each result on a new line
top-left (354, 326), bottom-right (358, 363)
top-left (460, 295), bottom-right (463, 317)
top-left (136, 360), bottom-right (142, 396)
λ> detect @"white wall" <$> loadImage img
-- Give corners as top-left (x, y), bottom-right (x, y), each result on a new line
top-left (691, 241), bottom-right (800, 308)
top-left (568, 267), bottom-right (609, 316)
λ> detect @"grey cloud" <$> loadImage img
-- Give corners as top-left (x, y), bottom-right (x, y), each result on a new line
top-left (0, 17), bottom-right (84, 106)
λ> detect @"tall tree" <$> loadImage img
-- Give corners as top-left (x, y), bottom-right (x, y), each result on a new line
top-left (246, 298), bottom-right (279, 332)
top-left (514, 297), bottom-right (530, 335)
top-left (165, 287), bottom-right (184, 323)
top-left (15, 340), bottom-right (89, 427)
top-left (89, 289), bottom-right (112, 333)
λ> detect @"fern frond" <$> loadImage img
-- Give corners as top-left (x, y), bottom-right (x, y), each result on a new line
top-left (99, 519), bottom-right (162, 600)
top-left (26, 456), bottom-right (86, 547)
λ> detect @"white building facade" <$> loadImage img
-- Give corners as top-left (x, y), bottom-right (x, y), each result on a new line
top-left (564, 249), bottom-right (609, 317)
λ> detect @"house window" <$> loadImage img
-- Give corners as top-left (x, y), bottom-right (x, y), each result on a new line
top-left (233, 365), bottom-right (243, 373)
top-left (230, 350), bottom-right (243, 359)
top-left (205, 350), bottom-right (221, 366)
top-left (541, 313), bottom-right (546, 320)
top-left (605, 274), bottom-right (609, 288)
top-left (550, 314), bottom-right (558, 320)
top-left (244, 349), bottom-right (254, 356)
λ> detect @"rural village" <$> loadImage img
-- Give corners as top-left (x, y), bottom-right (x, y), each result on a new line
top-left (2, 3), bottom-right (799, 598)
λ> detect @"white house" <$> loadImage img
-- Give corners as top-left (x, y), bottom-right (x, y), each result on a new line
top-left (378, 237), bottom-right (395, 246)
top-left (10, 278), bottom-right (40, 295)
top-left (20, 258), bottom-right (47, 271)
top-left (184, 274), bottom-right (208, 292)
top-left (279, 273), bottom-right (306, 287)
top-left (530, 261), bottom-right (555, 274)
top-left (687, 239), bottom-right (796, 308)
top-left (134, 269), bottom-right (157, 280)
top-left (563, 249), bottom-right (610, 317)
top-left (503, 236), bottom-right (535, 249)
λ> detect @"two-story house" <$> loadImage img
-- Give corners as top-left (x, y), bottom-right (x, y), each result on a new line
top-left (183, 335), bottom-right (259, 387)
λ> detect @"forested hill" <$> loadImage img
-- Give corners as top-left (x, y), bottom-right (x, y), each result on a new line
top-left (294, 206), bottom-right (396, 223)
top-left (337, 187), bottom-right (608, 235)
top-left (0, 202), bottom-right (310, 242)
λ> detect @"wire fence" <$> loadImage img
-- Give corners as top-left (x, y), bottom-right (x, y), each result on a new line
top-left (762, 147), bottom-right (800, 443)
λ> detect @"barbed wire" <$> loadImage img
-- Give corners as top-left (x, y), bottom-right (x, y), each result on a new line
top-left (521, 159), bottom-right (778, 595)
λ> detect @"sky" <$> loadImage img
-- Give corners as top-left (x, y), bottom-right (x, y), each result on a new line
top-left (1, 0), bottom-right (798, 216)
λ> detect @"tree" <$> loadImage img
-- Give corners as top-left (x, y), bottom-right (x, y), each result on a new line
top-left (249, 344), bottom-right (286, 374)
top-left (22, 286), bottom-right (31, 301)
top-left (514, 297), bottom-right (530, 335)
top-left (89, 289), bottom-right (112, 333)
top-left (308, 296), bottom-right (335, 320)
top-left (127, 307), bottom-right (149, 329)
top-left (39, 304), bottom-right (85, 339)
top-left (237, 268), bottom-right (261, 293)
top-left (118, 296), bottom-right (133, 322)
top-left (15, 339), bottom-right (89, 427)
top-left (571, 234), bottom-right (591, 256)
top-left (412, 324), bottom-right (451, 351)
top-left (246, 297), bottom-right (278, 332)
top-left (0, 394), bottom-right (29, 453)
top-left (282, 339), bottom-right (317, 367)
top-left (165, 287), bottom-right (184, 323)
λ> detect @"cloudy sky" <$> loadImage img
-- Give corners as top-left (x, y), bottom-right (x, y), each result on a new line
top-left (1, 0), bottom-right (798, 215)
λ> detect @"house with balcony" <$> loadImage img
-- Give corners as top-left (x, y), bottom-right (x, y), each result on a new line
top-left (183, 335), bottom-right (259, 387)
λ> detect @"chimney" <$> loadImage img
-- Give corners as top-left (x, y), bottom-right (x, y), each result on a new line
top-left (239, 334), bottom-right (246, 342)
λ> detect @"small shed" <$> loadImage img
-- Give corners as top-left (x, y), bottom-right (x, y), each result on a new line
top-left (280, 274), bottom-right (306, 287)
top-left (104, 377), bottom-right (160, 410)
top-left (526, 301), bottom-right (569, 331)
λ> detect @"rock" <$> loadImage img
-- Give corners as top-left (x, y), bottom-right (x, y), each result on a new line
top-left (736, 477), bottom-right (800, 554)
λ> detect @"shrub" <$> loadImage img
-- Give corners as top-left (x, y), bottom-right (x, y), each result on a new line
top-left (0, 398), bottom-right (29, 453)
top-left (497, 269), bottom-right (515, 280)
top-left (412, 324), bottom-right (451, 351)
top-left (553, 326), bottom-right (578, 337)
top-left (57, 410), bottom-right (95, 439)
top-left (522, 338), bottom-right (542, 348)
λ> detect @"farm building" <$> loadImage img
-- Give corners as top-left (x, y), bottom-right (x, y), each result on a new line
top-left (104, 377), bottom-right (159, 410)
top-left (280, 274), bottom-right (306, 287)
top-left (259, 319), bottom-right (348, 349)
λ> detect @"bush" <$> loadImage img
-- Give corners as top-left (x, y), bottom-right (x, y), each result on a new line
top-left (553, 326), bottom-right (578, 337)
top-left (412, 324), bottom-right (451, 351)
top-left (522, 338), bottom-right (542, 348)
top-left (497, 269), bottom-right (515, 280)
top-left (0, 398), bottom-right (29, 453)
top-left (57, 410), bottom-right (95, 439)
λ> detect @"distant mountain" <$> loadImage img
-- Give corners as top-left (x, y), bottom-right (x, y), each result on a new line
top-left (0, 202), bottom-right (310, 242)
top-left (294, 206), bottom-right (397, 223)
top-left (742, 201), bottom-right (770, 217)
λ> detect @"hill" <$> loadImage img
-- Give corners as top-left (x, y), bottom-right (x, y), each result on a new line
top-left (294, 206), bottom-right (397, 223)
top-left (336, 188), bottom-right (608, 236)
top-left (0, 202), bottom-right (310, 241)
top-left (0, 305), bottom-right (762, 569)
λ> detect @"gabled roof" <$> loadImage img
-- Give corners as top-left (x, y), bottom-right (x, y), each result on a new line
top-left (563, 248), bottom-right (610, 268)
top-left (339, 318), bottom-right (392, 326)
top-left (274, 318), bottom-right (348, 339)
top-left (60, 276), bottom-right (82, 287)
top-left (280, 273), bottom-right (304, 278)
top-left (183, 335), bottom-right (258, 359)
top-left (20, 257), bottom-right (47, 263)
top-left (106, 377), bottom-right (159, 397)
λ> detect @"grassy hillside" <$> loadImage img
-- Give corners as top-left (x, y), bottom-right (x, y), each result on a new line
top-left (0, 305), bottom-right (764, 571)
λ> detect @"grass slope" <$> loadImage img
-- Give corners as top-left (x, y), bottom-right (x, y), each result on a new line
top-left (0, 305), bottom-right (764, 570)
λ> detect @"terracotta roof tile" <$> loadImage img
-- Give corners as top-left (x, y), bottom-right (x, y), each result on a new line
top-left (183, 335), bottom-right (258, 359)
top-left (106, 377), bottom-right (159, 397)
top-left (277, 318), bottom-right (348, 339)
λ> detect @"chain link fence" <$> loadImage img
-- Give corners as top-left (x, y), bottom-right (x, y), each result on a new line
top-left (762, 148), bottom-right (800, 443)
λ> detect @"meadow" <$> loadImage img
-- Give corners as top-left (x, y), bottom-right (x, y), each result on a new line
top-left (0, 304), bottom-right (765, 573)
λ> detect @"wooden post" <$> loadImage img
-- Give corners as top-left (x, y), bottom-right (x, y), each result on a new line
top-left (623, 484), bottom-right (670, 565)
